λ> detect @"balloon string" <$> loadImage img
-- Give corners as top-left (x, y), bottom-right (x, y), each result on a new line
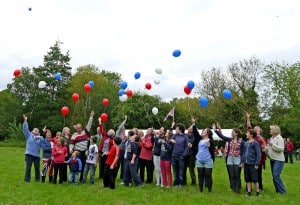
top-left (187, 97), bottom-right (192, 117)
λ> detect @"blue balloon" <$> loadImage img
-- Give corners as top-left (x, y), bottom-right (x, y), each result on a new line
top-left (120, 81), bottom-right (128, 89)
top-left (118, 89), bottom-right (125, 96)
top-left (54, 73), bottom-right (61, 81)
top-left (223, 89), bottom-right (232, 99)
top-left (199, 97), bottom-right (209, 108)
top-left (187, 80), bottom-right (195, 90)
top-left (28, 7), bottom-right (32, 11)
top-left (134, 72), bottom-right (141, 79)
top-left (172, 49), bottom-right (181, 57)
top-left (88, 80), bottom-right (95, 88)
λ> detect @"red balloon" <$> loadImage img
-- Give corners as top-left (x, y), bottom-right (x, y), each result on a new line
top-left (84, 84), bottom-right (91, 92)
top-left (145, 82), bottom-right (152, 90)
top-left (102, 98), bottom-right (109, 106)
top-left (100, 113), bottom-right (108, 122)
top-left (13, 69), bottom-right (21, 77)
top-left (126, 89), bottom-right (133, 97)
top-left (72, 93), bottom-right (80, 102)
top-left (61, 106), bottom-right (69, 116)
top-left (184, 85), bottom-right (192, 95)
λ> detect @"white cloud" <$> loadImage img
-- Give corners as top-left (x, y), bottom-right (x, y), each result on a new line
top-left (1, 0), bottom-right (300, 100)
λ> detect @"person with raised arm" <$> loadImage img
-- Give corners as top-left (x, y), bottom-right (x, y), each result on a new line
top-left (246, 112), bottom-right (267, 191)
top-left (213, 123), bottom-right (244, 193)
top-left (69, 111), bottom-right (94, 182)
top-left (98, 115), bottom-right (115, 178)
top-left (192, 117), bottom-right (215, 192)
top-left (23, 115), bottom-right (43, 182)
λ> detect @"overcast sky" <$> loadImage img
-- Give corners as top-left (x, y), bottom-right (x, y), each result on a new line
top-left (1, 0), bottom-right (300, 101)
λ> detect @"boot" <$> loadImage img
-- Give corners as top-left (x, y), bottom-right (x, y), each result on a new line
top-left (41, 176), bottom-right (46, 183)
top-left (49, 176), bottom-right (53, 183)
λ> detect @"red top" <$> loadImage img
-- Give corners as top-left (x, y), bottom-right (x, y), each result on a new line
top-left (139, 135), bottom-right (153, 160)
top-left (98, 123), bottom-right (114, 152)
top-left (52, 145), bottom-right (68, 163)
top-left (287, 141), bottom-right (294, 152)
top-left (106, 145), bottom-right (120, 167)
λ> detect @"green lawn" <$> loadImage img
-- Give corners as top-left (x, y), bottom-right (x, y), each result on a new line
top-left (0, 147), bottom-right (299, 205)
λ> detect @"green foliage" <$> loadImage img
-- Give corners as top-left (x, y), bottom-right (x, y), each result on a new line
top-left (7, 118), bottom-right (24, 141)
top-left (0, 90), bottom-right (23, 138)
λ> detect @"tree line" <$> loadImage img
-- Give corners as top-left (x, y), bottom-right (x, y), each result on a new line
top-left (0, 41), bottom-right (299, 146)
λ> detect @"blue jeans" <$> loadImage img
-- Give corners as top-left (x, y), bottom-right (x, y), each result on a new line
top-left (171, 155), bottom-right (184, 186)
top-left (82, 163), bottom-right (96, 184)
top-left (24, 154), bottom-right (40, 182)
top-left (123, 159), bottom-right (142, 186)
top-left (270, 160), bottom-right (286, 194)
top-left (69, 172), bottom-right (79, 184)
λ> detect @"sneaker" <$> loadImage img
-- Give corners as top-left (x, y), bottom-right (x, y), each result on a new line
top-left (138, 184), bottom-right (144, 188)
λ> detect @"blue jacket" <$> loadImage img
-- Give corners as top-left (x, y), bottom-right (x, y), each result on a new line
top-left (66, 157), bottom-right (82, 172)
top-left (41, 138), bottom-right (52, 159)
top-left (242, 140), bottom-right (261, 166)
top-left (23, 122), bottom-right (42, 158)
top-left (171, 133), bottom-right (189, 158)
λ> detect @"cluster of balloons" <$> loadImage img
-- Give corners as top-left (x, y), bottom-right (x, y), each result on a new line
top-left (184, 80), bottom-right (195, 95)
top-left (83, 81), bottom-right (94, 92)
top-left (118, 81), bottom-right (134, 102)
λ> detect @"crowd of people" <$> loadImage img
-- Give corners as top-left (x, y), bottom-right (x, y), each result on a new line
top-left (22, 111), bottom-right (292, 196)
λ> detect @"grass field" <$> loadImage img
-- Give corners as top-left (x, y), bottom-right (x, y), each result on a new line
top-left (0, 147), bottom-right (299, 205)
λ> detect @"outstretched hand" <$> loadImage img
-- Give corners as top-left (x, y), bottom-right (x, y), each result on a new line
top-left (191, 116), bottom-right (196, 124)
top-left (245, 111), bottom-right (251, 119)
top-left (90, 111), bottom-right (95, 118)
top-left (23, 115), bottom-right (27, 121)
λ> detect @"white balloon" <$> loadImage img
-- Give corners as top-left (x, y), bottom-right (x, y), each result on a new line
top-left (152, 107), bottom-right (158, 115)
top-left (154, 79), bottom-right (160, 85)
top-left (38, 81), bottom-right (46, 89)
top-left (155, 68), bottom-right (162, 74)
top-left (119, 94), bottom-right (128, 102)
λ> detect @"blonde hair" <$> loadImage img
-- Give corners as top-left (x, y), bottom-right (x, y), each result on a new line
top-left (270, 125), bottom-right (281, 135)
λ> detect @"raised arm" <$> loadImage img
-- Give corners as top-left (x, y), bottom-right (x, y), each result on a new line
top-left (23, 115), bottom-right (31, 140)
top-left (116, 115), bottom-right (127, 137)
top-left (246, 112), bottom-right (252, 129)
top-left (213, 123), bottom-right (232, 142)
top-left (85, 111), bottom-right (95, 132)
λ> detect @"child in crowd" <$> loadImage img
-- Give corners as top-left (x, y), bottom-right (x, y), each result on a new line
top-left (41, 129), bottom-right (54, 183)
top-left (52, 137), bottom-right (68, 184)
top-left (241, 129), bottom-right (261, 197)
top-left (123, 131), bottom-right (144, 187)
top-left (160, 130), bottom-right (173, 188)
top-left (103, 137), bottom-right (122, 189)
top-left (82, 136), bottom-right (98, 184)
top-left (65, 151), bottom-right (82, 184)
